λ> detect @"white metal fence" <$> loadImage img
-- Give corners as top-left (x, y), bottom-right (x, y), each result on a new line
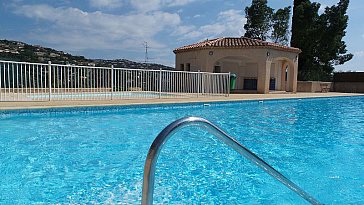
top-left (0, 60), bottom-right (230, 101)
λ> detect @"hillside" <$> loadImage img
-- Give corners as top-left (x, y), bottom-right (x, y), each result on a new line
top-left (0, 40), bottom-right (173, 70)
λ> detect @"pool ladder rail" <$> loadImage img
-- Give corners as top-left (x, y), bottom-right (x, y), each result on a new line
top-left (142, 117), bottom-right (323, 205)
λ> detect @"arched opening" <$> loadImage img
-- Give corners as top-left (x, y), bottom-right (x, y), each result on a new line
top-left (271, 57), bottom-right (296, 92)
top-left (213, 56), bottom-right (258, 92)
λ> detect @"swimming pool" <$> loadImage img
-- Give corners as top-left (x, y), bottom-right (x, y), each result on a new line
top-left (1, 96), bottom-right (363, 204)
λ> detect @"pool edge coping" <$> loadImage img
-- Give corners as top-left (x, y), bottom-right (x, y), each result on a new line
top-left (1, 92), bottom-right (363, 111)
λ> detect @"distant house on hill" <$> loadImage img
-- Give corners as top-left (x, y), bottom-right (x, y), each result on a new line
top-left (173, 37), bottom-right (301, 94)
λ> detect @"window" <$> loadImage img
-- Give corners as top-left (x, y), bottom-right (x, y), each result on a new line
top-left (213, 66), bottom-right (221, 73)
top-left (186, 63), bottom-right (191, 71)
top-left (180, 64), bottom-right (184, 71)
top-left (269, 78), bottom-right (276, 90)
top-left (243, 79), bottom-right (257, 90)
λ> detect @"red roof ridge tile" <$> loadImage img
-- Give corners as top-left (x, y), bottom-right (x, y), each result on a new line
top-left (173, 37), bottom-right (301, 53)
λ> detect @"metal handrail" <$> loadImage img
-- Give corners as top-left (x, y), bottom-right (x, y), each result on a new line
top-left (142, 117), bottom-right (323, 205)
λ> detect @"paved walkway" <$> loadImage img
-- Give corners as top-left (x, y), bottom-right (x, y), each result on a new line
top-left (0, 92), bottom-right (363, 110)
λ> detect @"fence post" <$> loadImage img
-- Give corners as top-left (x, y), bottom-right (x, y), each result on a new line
top-left (111, 65), bottom-right (114, 100)
top-left (228, 72), bottom-right (231, 97)
top-left (197, 70), bottom-right (200, 98)
top-left (201, 71), bottom-right (204, 96)
top-left (159, 68), bottom-right (162, 99)
top-left (0, 62), bottom-right (2, 101)
top-left (48, 61), bottom-right (52, 101)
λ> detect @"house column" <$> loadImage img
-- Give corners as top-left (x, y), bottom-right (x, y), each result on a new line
top-left (292, 60), bottom-right (298, 92)
top-left (257, 59), bottom-right (272, 94)
top-left (287, 60), bottom-right (298, 92)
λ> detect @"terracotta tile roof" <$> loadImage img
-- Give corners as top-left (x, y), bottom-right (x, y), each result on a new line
top-left (173, 37), bottom-right (301, 53)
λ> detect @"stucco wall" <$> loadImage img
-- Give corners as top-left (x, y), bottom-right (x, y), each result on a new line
top-left (244, 63), bottom-right (258, 77)
top-left (297, 81), bottom-right (332, 92)
top-left (221, 61), bottom-right (239, 73)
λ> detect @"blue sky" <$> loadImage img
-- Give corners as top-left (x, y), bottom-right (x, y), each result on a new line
top-left (0, 0), bottom-right (363, 71)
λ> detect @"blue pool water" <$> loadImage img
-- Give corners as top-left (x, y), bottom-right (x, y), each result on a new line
top-left (1, 96), bottom-right (364, 204)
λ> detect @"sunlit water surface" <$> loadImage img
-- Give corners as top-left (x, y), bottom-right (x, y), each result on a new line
top-left (1, 96), bottom-right (363, 204)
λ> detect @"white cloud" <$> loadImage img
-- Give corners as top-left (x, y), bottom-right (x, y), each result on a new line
top-left (172, 25), bottom-right (198, 38)
top-left (362, 34), bottom-right (364, 39)
top-left (203, 9), bottom-right (246, 36)
top-left (175, 9), bottom-right (245, 40)
top-left (89, 0), bottom-right (124, 9)
top-left (130, 0), bottom-right (161, 12)
top-left (125, 0), bottom-right (199, 12)
top-left (164, 0), bottom-right (197, 7)
top-left (14, 4), bottom-right (181, 51)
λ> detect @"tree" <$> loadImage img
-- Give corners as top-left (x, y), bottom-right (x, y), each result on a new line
top-left (271, 6), bottom-right (291, 45)
top-left (291, 0), bottom-right (352, 81)
top-left (315, 0), bottom-right (353, 80)
top-left (244, 1), bottom-right (291, 44)
top-left (244, 0), bottom-right (273, 41)
top-left (291, 0), bottom-right (321, 80)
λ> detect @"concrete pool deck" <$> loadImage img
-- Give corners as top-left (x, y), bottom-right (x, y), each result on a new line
top-left (0, 92), bottom-right (363, 110)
